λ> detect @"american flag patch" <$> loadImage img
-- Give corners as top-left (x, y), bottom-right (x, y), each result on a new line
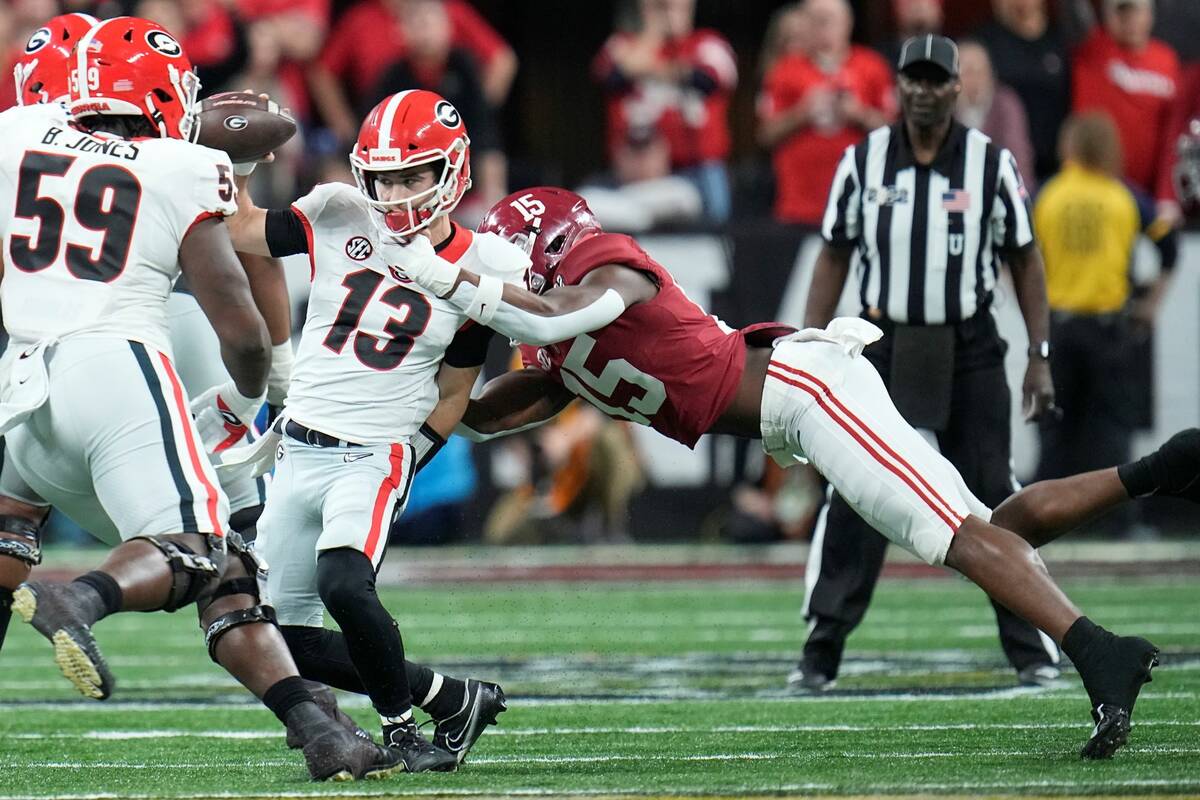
top-left (941, 189), bottom-right (971, 212)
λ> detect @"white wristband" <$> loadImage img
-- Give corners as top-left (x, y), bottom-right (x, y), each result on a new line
top-left (464, 275), bottom-right (504, 326)
top-left (266, 340), bottom-right (294, 407)
top-left (232, 162), bottom-right (257, 177)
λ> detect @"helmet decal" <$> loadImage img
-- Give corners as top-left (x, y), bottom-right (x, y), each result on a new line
top-left (145, 29), bottom-right (182, 58)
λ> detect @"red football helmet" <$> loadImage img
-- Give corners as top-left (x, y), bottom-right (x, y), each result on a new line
top-left (349, 90), bottom-right (472, 238)
top-left (478, 188), bottom-right (603, 294)
top-left (1175, 118), bottom-right (1200, 209)
top-left (69, 16), bottom-right (201, 141)
top-left (13, 13), bottom-right (97, 106)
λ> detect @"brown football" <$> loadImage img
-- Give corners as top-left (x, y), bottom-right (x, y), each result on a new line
top-left (196, 91), bottom-right (297, 163)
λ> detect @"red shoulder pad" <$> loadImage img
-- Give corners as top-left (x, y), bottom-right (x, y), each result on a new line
top-left (556, 232), bottom-right (662, 286)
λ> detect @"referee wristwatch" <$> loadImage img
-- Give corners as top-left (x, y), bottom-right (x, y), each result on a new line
top-left (1028, 340), bottom-right (1052, 360)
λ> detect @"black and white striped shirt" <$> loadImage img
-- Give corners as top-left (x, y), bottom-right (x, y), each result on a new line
top-left (821, 121), bottom-right (1034, 325)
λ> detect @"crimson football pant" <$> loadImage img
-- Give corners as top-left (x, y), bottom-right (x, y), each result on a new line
top-left (800, 315), bottom-right (1060, 679)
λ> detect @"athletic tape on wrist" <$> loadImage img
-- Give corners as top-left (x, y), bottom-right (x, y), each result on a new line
top-left (464, 275), bottom-right (504, 326)
top-left (232, 162), bottom-right (256, 177)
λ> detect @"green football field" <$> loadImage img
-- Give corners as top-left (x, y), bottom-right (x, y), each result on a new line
top-left (1, 572), bottom-right (1198, 798)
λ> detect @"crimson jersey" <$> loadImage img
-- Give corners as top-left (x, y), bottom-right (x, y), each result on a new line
top-left (519, 233), bottom-right (786, 448)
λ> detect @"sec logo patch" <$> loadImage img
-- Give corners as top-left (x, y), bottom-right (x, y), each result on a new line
top-left (345, 236), bottom-right (373, 261)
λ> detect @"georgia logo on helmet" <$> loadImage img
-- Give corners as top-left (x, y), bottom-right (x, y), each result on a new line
top-left (68, 16), bottom-right (201, 142)
top-left (1175, 118), bottom-right (1200, 210)
top-left (13, 13), bottom-right (98, 107)
top-left (349, 90), bottom-right (472, 239)
top-left (478, 188), bottom-right (603, 294)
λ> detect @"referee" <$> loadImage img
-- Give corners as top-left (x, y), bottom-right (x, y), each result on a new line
top-left (792, 35), bottom-right (1060, 691)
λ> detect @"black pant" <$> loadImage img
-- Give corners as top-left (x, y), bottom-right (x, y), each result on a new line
top-left (1036, 313), bottom-right (1143, 536)
top-left (801, 314), bottom-right (1059, 678)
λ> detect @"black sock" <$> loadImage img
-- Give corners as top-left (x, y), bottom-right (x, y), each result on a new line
top-left (317, 548), bottom-right (413, 717)
top-left (0, 588), bottom-right (12, 654)
top-left (1117, 458), bottom-right (1158, 499)
top-left (422, 675), bottom-right (468, 721)
top-left (72, 571), bottom-right (123, 622)
top-left (1062, 616), bottom-right (1108, 666)
top-left (281, 625), bottom-right (367, 693)
top-left (262, 675), bottom-right (314, 725)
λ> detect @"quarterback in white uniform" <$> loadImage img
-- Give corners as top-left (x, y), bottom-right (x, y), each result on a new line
top-left (0, 17), bottom-right (400, 782)
top-left (229, 89), bottom-right (524, 770)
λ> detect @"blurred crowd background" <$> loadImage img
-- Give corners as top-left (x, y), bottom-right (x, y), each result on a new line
top-left (5, 0), bottom-right (1199, 547)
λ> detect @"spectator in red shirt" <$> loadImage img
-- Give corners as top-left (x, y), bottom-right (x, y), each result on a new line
top-left (759, 2), bottom-right (809, 79)
top-left (758, 0), bottom-right (896, 226)
top-left (236, 0), bottom-right (330, 123)
top-left (1072, 0), bottom-right (1180, 207)
top-left (592, 0), bottom-right (738, 223)
top-left (309, 0), bottom-right (516, 146)
top-left (136, 0), bottom-right (248, 94)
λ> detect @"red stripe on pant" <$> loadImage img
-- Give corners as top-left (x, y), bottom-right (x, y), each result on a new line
top-left (770, 360), bottom-right (965, 525)
top-left (765, 368), bottom-right (963, 532)
top-left (156, 353), bottom-right (225, 537)
top-left (363, 444), bottom-right (406, 561)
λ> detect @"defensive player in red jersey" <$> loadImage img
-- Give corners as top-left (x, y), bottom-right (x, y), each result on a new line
top-left (393, 186), bottom-right (1200, 760)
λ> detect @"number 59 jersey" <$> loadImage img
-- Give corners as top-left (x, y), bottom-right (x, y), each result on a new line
top-left (0, 104), bottom-right (237, 352)
top-left (286, 182), bottom-right (528, 445)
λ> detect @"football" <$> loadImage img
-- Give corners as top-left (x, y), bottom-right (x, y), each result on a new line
top-left (196, 91), bottom-right (297, 164)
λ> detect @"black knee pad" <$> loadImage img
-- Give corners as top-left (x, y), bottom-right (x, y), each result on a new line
top-left (196, 531), bottom-right (268, 617)
top-left (204, 603), bottom-right (277, 662)
top-left (132, 535), bottom-right (223, 612)
top-left (0, 515), bottom-right (43, 567)
top-left (315, 548), bottom-right (376, 613)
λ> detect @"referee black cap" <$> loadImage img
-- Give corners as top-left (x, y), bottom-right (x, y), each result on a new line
top-left (898, 34), bottom-right (959, 78)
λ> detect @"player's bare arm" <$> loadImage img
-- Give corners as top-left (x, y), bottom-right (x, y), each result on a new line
top-left (458, 368), bottom-right (575, 440)
top-left (803, 244), bottom-right (853, 329)
top-left (401, 245), bottom-right (657, 346)
top-left (227, 172), bottom-right (271, 256)
top-left (1003, 242), bottom-right (1055, 421)
top-left (426, 363), bottom-right (484, 440)
top-left (180, 217), bottom-right (270, 398)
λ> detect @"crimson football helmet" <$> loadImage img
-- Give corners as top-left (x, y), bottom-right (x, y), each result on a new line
top-left (1175, 118), bottom-right (1200, 209)
top-left (69, 16), bottom-right (201, 141)
top-left (349, 90), bottom-right (472, 239)
top-left (478, 188), bottom-right (603, 294)
top-left (13, 13), bottom-right (97, 106)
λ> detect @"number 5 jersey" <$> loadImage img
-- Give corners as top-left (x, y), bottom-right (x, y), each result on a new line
top-left (0, 103), bottom-right (237, 352)
top-left (278, 182), bottom-right (528, 444)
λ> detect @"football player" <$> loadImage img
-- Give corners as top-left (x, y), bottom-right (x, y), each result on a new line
top-left (0, 17), bottom-right (400, 781)
top-left (393, 186), bottom-right (1200, 760)
top-left (225, 89), bottom-right (523, 770)
top-left (0, 12), bottom-right (294, 653)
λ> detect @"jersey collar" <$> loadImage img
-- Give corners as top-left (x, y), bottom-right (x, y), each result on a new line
top-left (433, 220), bottom-right (473, 264)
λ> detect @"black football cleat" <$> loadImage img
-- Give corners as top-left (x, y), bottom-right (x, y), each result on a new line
top-left (11, 581), bottom-right (114, 700)
top-left (1077, 635), bottom-right (1159, 760)
top-left (383, 720), bottom-right (457, 773)
top-left (432, 679), bottom-right (507, 765)
top-left (1148, 428), bottom-right (1200, 501)
top-left (288, 702), bottom-right (402, 781)
top-left (286, 681), bottom-right (373, 749)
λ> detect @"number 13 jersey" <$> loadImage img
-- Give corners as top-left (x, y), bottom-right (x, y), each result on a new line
top-left (0, 103), bottom-right (237, 352)
top-left (284, 182), bottom-right (528, 444)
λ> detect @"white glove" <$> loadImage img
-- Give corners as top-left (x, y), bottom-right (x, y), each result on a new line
top-left (266, 341), bottom-right (294, 408)
top-left (190, 381), bottom-right (265, 455)
top-left (394, 233), bottom-right (459, 297)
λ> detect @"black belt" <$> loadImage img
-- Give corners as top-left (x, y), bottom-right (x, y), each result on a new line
top-left (284, 419), bottom-right (363, 448)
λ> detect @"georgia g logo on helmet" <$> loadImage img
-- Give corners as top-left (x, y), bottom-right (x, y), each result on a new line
top-left (434, 100), bottom-right (460, 128)
top-left (25, 27), bottom-right (52, 54)
top-left (145, 29), bottom-right (182, 57)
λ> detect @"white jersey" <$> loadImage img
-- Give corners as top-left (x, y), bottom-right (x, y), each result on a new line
top-left (286, 182), bottom-right (528, 444)
top-left (0, 103), bottom-right (237, 353)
